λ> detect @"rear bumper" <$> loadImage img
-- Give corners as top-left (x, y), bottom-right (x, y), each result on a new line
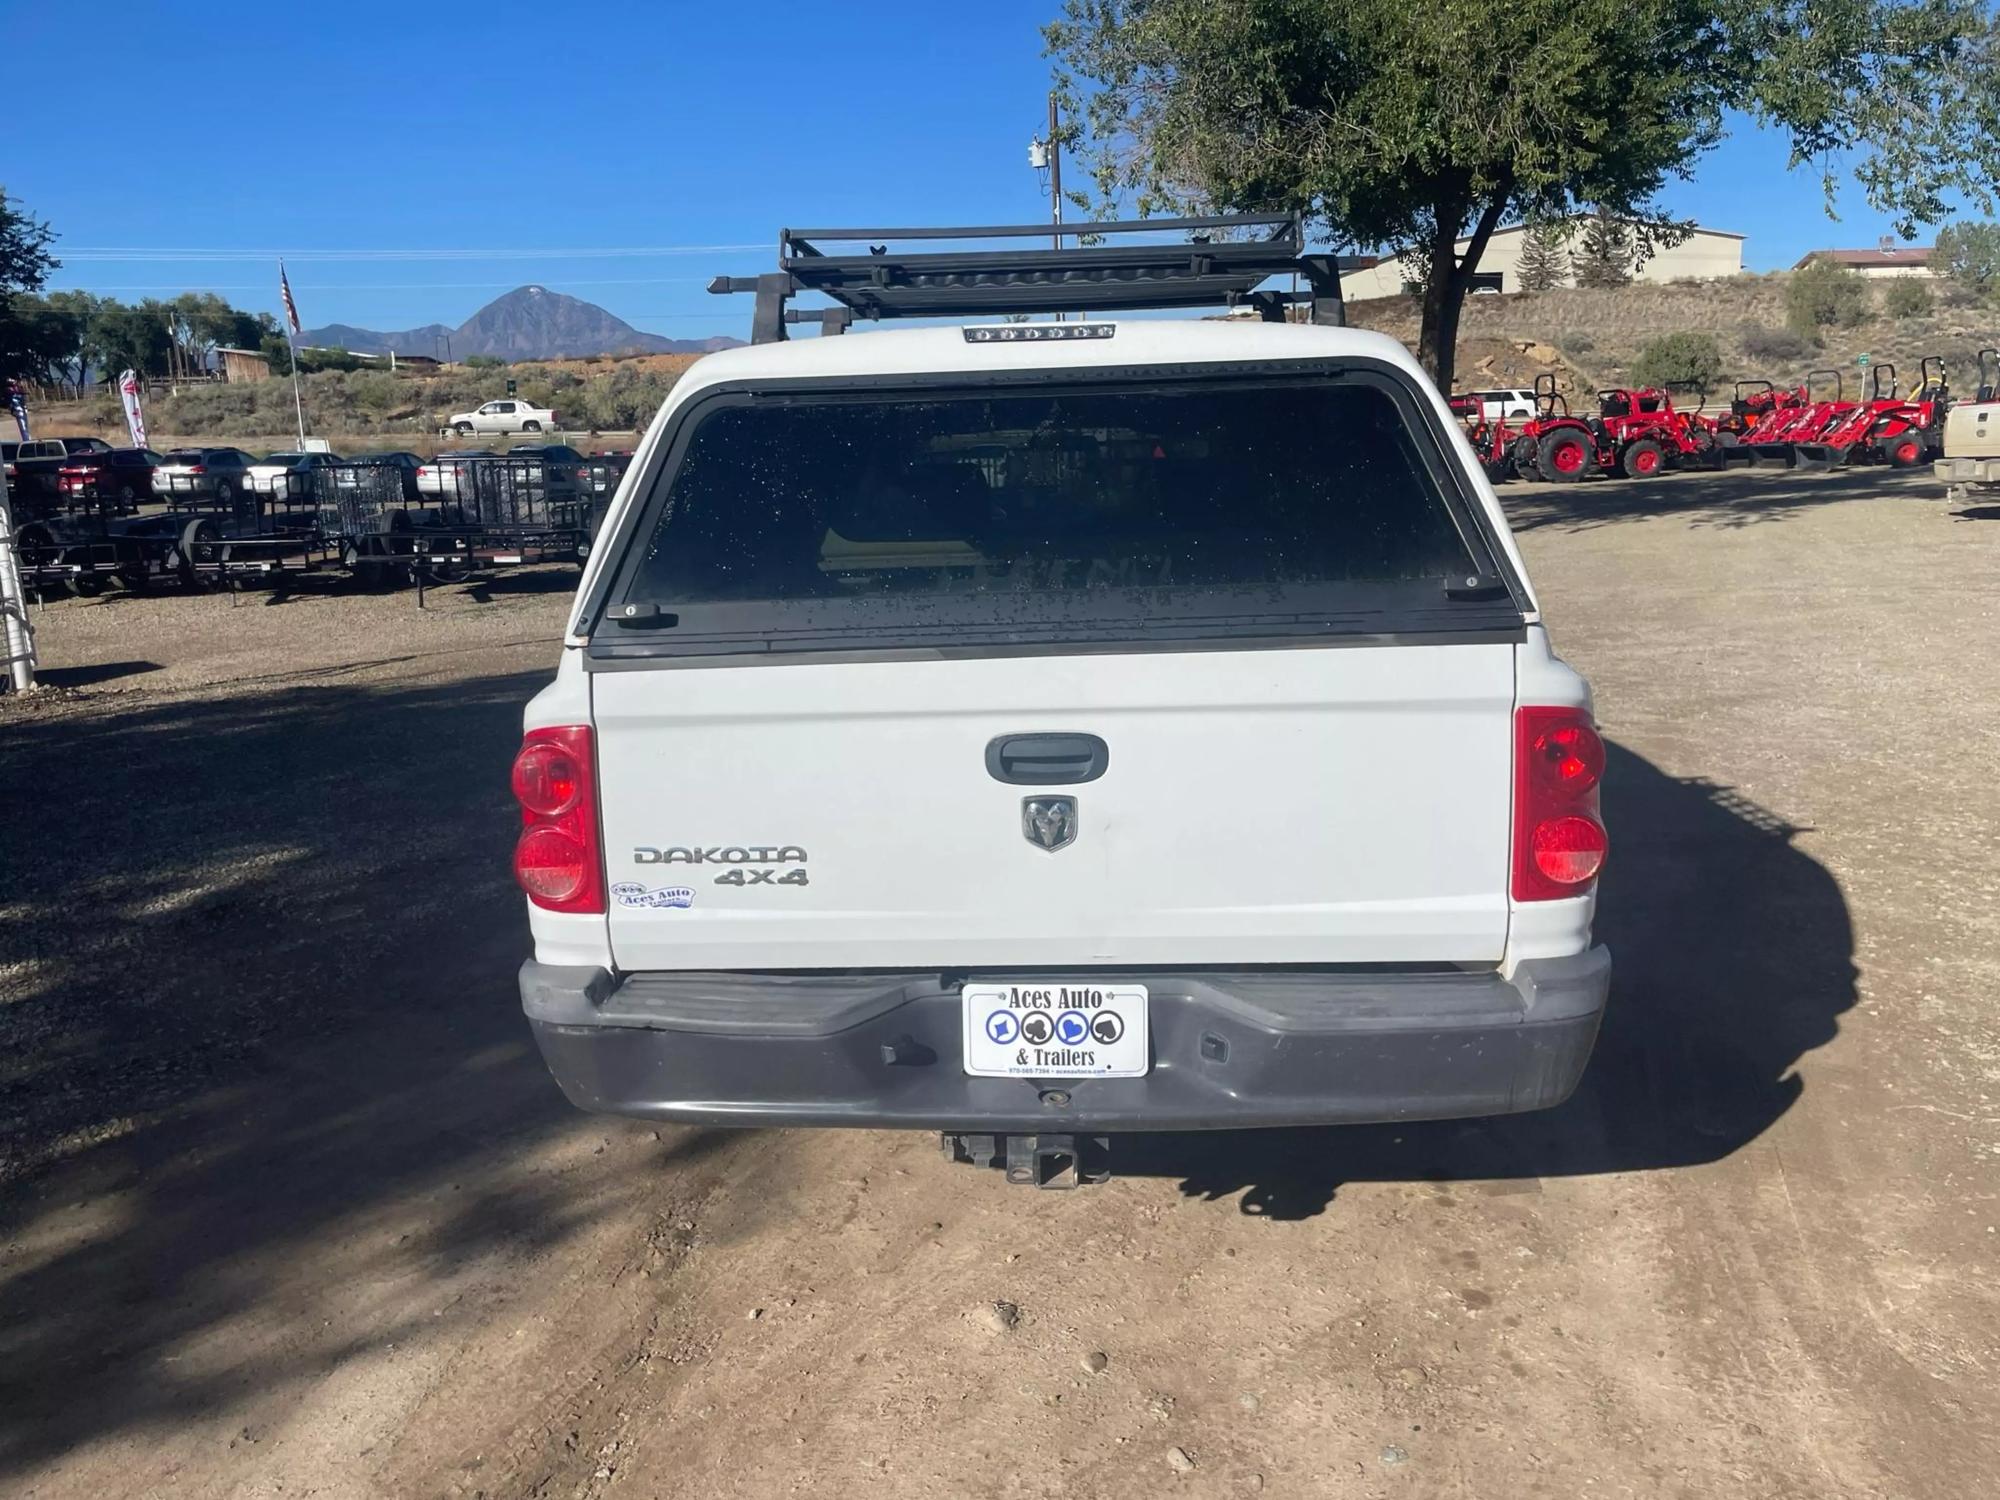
top-left (521, 951), bottom-right (1610, 1132)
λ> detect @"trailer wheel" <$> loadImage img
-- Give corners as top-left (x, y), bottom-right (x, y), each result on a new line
top-left (1537, 429), bottom-right (1597, 482)
top-left (177, 518), bottom-right (219, 590)
top-left (14, 522), bottom-right (53, 562)
top-left (1880, 434), bottom-right (1925, 468)
top-left (1621, 439), bottom-right (1666, 478)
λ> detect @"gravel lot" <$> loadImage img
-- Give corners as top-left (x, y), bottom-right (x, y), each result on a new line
top-left (2, 465), bottom-right (1997, 1498)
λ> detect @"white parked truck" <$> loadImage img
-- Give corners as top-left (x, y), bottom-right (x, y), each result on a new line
top-left (1934, 347), bottom-right (2000, 502)
top-left (510, 219), bottom-right (1610, 1186)
top-left (449, 398), bottom-right (557, 435)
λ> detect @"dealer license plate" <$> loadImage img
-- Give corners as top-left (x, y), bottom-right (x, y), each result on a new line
top-left (961, 982), bottom-right (1150, 1078)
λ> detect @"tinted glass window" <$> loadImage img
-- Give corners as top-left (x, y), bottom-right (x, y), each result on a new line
top-left (606, 376), bottom-right (1502, 654)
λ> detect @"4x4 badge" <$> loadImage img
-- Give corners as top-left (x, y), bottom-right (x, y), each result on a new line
top-left (1022, 796), bottom-right (1078, 852)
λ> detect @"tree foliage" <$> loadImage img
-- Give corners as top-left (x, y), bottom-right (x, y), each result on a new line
top-left (0, 187), bottom-right (61, 381)
top-left (1632, 331), bottom-right (1724, 394)
top-left (1573, 208), bottom-right (1635, 289)
top-left (167, 291), bottom-right (271, 373)
top-left (1881, 277), bottom-right (1933, 318)
top-left (1785, 258), bottom-right (1872, 338)
top-left (1930, 220), bottom-right (2000, 296)
top-left (1515, 219), bottom-right (1571, 293)
top-left (10, 286), bottom-right (282, 384)
top-left (1045, 0), bottom-right (2000, 389)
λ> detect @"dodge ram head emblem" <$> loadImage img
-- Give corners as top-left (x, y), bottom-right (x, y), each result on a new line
top-left (1022, 796), bottom-right (1078, 852)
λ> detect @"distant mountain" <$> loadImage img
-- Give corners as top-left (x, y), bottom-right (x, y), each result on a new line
top-left (301, 321), bottom-right (453, 356)
top-left (302, 286), bottom-right (740, 360)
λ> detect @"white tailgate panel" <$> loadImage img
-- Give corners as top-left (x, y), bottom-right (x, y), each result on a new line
top-left (594, 645), bottom-right (1515, 971)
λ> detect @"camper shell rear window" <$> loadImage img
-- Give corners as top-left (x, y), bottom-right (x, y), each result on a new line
top-left (585, 361), bottom-right (1525, 662)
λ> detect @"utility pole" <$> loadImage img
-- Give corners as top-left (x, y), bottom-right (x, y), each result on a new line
top-left (1048, 93), bottom-right (1063, 253)
top-left (1032, 93), bottom-right (1069, 320)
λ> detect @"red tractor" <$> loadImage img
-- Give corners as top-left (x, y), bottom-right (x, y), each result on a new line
top-left (1738, 369), bottom-right (1853, 465)
top-left (1505, 375), bottom-right (1721, 482)
top-left (1715, 379), bottom-right (1805, 441)
top-left (1789, 358), bottom-right (1948, 470)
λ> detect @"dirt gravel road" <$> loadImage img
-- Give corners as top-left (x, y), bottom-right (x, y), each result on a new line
top-left (3, 467), bottom-right (1997, 1498)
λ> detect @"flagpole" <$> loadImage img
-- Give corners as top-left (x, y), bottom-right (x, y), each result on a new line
top-left (287, 327), bottom-right (306, 448)
top-left (281, 259), bottom-right (307, 447)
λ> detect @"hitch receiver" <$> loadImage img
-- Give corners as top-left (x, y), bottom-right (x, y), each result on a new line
top-left (942, 1132), bottom-right (1113, 1188)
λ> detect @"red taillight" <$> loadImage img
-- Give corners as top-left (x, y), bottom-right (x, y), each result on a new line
top-left (511, 725), bottom-right (604, 912)
top-left (1513, 706), bottom-right (1608, 901)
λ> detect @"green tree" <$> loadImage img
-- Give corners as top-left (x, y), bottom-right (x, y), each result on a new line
top-left (92, 298), bottom-right (175, 379)
top-left (1515, 219), bottom-right (1570, 293)
top-left (3, 295), bottom-right (79, 385)
top-left (1882, 278), bottom-right (1933, 318)
top-left (166, 291), bottom-right (267, 374)
top-left (45, 290), bottom-right (108, 386)
top-left (0, 188), bottom-right (61, 380)
top-left (1785, 258), bottom-right (1871, 338)
top-left (1632, 332), bottom-right (1724, 395)
top-left (1573, 208), bottom-right (1635, 288)
top-left (1046, 0), bottom-right (2000, 391)
top-left (1930, 221), bottom-right (2000, 297)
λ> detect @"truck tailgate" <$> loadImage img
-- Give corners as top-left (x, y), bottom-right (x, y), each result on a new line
top-left (594, 643), bottom-right (1514, 972)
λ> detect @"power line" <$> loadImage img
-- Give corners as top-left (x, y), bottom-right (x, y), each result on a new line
top-left (58, 244), bottom-right (770, 263)
top-left (49, 276), bottom-right (721, 292)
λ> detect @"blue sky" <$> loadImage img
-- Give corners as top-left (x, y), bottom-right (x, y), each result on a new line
top-left (9, 0), bottom-right (1948, 339)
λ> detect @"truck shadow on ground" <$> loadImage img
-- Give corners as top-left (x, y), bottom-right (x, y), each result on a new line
top-left (1120, 742), bottom-right (1857, 1218)
top-left (0, 667), bottom-right (655, 1479)
top-left (1501, 463), bottom-right (1937, 532)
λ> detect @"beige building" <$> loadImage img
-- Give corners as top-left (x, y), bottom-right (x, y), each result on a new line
top-left (1339, 221), bottom-right (1745, 302)
top-left (1792, 243), bottom-right (1936, 280)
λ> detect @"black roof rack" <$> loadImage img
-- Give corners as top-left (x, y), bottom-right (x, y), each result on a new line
top-left (709, 214), bottom-right (1345, 343)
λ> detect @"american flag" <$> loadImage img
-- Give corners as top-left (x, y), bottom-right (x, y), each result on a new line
top-left (279, 261), bottom-right (301, 335)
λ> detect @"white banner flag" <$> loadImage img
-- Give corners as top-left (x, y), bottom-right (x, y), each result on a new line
top-left (118, 370), bottom-right (148, 448)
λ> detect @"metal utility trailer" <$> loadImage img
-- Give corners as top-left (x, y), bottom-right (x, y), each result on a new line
top-left (171, 477), bottom-right (344, 587)
top-left (451, 454), bottom-right (611, 570)
top-left (174, 462), bottom-right (478, 593)
top-left (10, 499), bottom-right (185, 595)
top-left (708, 212), bottom-right (1345, 343)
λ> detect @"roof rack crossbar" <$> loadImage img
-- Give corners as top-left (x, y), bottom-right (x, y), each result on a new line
top-left (780, 213), bottom-right (1298, 247)
top-left (713, 214), bottom-right (1343, 342)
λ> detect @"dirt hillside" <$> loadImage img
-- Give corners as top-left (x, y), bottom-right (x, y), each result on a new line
top-left (1349, 271), bottom-right (1998, 394)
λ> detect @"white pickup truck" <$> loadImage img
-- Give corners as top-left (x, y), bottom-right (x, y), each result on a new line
top-left (512, 316), bottom-right (1611, 1182)
top-left (449, 398), bottom-right (557, 435)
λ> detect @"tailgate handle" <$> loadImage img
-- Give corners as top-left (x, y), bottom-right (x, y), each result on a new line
top-left (985, 733), bottom-right (1109, 786)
